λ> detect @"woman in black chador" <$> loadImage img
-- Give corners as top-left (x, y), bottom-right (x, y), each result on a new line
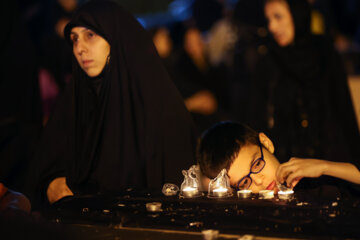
top-left (33, 0), bottom-right (197, 204)
top-left (248, 0), bottom-right (360, 167)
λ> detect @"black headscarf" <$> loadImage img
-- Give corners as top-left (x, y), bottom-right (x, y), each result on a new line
top-left (36, 0), bottom-right (197, 196)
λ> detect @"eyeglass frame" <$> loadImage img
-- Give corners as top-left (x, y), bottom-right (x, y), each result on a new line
top-left (235, 142), bottom-right (266, 190)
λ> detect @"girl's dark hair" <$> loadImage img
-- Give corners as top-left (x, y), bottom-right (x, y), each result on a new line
top-left (197, 121), bottom-right (259, 179)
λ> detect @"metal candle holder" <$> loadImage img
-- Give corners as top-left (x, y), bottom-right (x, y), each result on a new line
top-left (259, 190), bottom-right (274, 199)
top-left (237, 189), bottom-right (252, 199)
top-left (278, 190), bottom-right (294, 200)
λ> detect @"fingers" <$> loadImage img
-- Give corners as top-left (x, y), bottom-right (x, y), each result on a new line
top-left (286, 172), bottom-right (303, 188)
top-left (290, 177), bottom-right (303, 188)
top-left (276, 159), bottom-right (296, 183)
top-left (276, 158), bottom-right (301, 186)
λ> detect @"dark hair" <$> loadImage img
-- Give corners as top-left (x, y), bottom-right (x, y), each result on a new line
top-left (197, 121), bottom-right (259, 179)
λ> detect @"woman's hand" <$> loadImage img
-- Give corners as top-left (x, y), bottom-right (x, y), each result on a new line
top-left (47, 177), bottom-right (74, 204)
top-left (184, 90), bottom-right (218, 115)
top-left (276, 158), bottom-right (328, 188)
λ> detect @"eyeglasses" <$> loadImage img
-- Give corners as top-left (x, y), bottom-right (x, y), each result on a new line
top-left (236, 143), bottom-right (266, 190)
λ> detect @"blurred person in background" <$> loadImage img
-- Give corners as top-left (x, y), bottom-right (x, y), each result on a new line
top-left (39, 0), bottom-right (78, 124)
top-left (228, 0), bottom-right (270, 124)
top-left (245, 0), bottom-right (360, 169)
top-left (153, 24), bottom-right (224, 133)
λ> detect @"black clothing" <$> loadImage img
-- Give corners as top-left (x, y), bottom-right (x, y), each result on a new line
top-left (230, 0), bottom-right (270, 123)
top-left (40, 0), bottom-right (74, 91)
top-left (167, 50), bottom-right (224, 133)
top-left (0, 0), bottom-right (42, 192)
top-left (34, 0), bottom-right (197, 199)
top-left (248, 0), bottom-right (360, 167)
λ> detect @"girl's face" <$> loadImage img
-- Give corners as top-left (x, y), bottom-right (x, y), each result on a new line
top-left (227, 144), bottom-right (280, 193)
top-left (265, 1), bottom-right (295, 47)
top-left (226, 133), bottom-right (281, 193)
top-left (70, 27), bottom-right (110, 77)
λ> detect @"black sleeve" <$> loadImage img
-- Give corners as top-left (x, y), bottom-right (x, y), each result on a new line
top-left (327, 45), bottom-right (360, 170)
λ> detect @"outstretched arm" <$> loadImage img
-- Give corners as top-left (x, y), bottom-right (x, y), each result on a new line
top-left (276, 158), bottom-right (360, 188)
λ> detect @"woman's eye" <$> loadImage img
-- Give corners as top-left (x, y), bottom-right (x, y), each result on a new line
top-left (71, 36), bottom-right (78, 43)
top-left (86, 31), bottom-right (95, 39)
top-left (274, 14), bottom-right (282, 20)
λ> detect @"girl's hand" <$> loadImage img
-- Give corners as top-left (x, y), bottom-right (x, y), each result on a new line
top-left (276, 158), bottom-right (328, 188)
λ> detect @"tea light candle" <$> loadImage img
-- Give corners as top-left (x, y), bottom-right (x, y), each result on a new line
top-left (146, 202), bottom-right (162, 212)
top-left (237, 189), bottom-right (252, 199)
top-left (278, 190), bottom-right (294, 200)
top-left (259, 190), bottom-right (274, 199)
top-left (162, 183), bottom-right (179, 196)
top-left (212, 187), bottom-right (228, 197)
top-left (201, 229), bottom-right (219, 240)
top-left (182, 186), bottom-right (199, 198)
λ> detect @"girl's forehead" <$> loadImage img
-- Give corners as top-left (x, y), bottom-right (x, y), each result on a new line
top-left (229, 145), bottom-right (259, 175)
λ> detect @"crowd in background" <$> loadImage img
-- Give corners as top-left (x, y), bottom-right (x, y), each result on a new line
top-left (1, 0), bottom-right (360, 215)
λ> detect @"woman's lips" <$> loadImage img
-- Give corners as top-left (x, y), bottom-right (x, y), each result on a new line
top-left (266, 180), bottom-right (276, 190)
top-left (82, 60), bottom-right (93, 66)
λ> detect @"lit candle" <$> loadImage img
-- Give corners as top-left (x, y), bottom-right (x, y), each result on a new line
top-left (162, 183), bottom-right (179, 196)
top-left (212, 187), bottom-right (228, 197)
top-left (237, 189), bottom-right (252, 199)
top-left (146, 202), bottom-right (162, 212)
top-left (259, 190), bottom-right (274, 199)
top-left (182, 186), bottom-right (199, 198)
top-left (278, 190), bottom-right (294, 200)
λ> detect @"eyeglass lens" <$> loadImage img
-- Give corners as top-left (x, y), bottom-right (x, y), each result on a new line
top-left (237, 158), bottom-right (265, 189)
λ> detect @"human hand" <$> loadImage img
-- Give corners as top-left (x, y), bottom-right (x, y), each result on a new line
top-left (47, 177), bottom-right (74, 204)
top-left (276, 158), bottom-right (328, 188)
top-left (184, 90), bottom-right (218, 115)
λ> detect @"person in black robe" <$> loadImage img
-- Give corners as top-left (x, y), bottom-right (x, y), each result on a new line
top-left (32, 0), bottom-right (197, 206)
top-left (246, 0), bottom-right (360, 168)
top-left (1, 0), bottom-right (42, 193)
top-left (229, 0), bottom-right (270, 124)
top-left (167, 26), bottom-right (224, 134)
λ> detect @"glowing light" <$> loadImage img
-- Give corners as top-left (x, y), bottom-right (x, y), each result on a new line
top-left (237, 189), bottom-right (252, 199)
top-left (278, 190), bottom-right (294, 200)
top-left (259, 190), bottom-right (274, 199)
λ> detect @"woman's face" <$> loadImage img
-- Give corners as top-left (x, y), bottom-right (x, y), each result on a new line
top-left (70, 27), bottom-right (110, 77)
top-left (265, 1), bottom-right (295, 47)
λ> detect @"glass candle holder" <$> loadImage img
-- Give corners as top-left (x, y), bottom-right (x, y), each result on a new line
top-left (162, 183), bottom-right (179, 196)
top-left (207, 169), bottom-right (232, 198)
top-left (181, 186), bottom-right (199, 198)
top-left (180, 165), bottom-right (202, 198)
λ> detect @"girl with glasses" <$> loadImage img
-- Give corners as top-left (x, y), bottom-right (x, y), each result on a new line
top-left (198, 121), bottom-right (360, 194)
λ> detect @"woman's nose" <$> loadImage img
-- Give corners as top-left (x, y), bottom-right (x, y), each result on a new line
top-left (268, 20), bottom-right (277, 34)
top-left (75, 40), bottom-right (87, 55)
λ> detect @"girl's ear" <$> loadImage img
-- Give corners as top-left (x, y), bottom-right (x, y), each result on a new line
top-left (259, 132), bottom-right (275, 154)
